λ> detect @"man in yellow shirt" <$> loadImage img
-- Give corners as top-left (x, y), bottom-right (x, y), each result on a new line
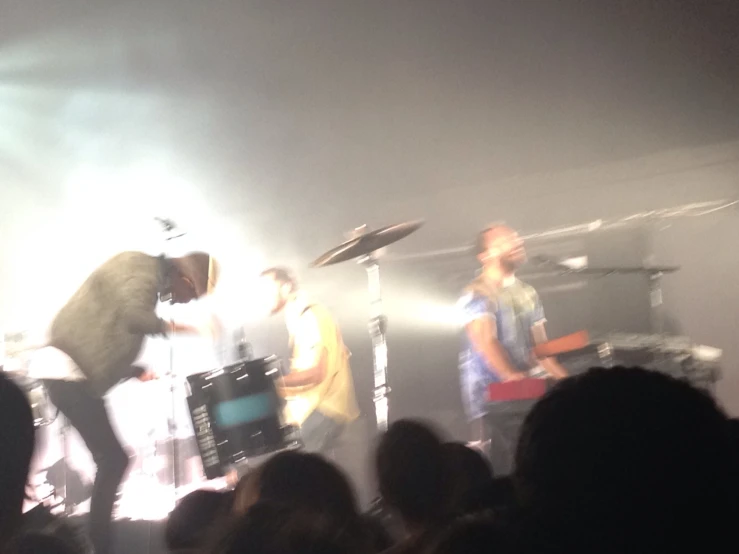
top-left (260, 267), bottom-right (359, 454)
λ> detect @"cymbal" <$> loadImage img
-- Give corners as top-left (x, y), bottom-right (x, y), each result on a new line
top-left (311, 220), bottom-right (424, 267)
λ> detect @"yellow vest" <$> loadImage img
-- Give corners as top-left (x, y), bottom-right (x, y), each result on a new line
top-left (283, 303), bottom-right (360, 425)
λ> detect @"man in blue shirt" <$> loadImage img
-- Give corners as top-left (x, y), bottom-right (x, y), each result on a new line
top-left (459, 225), bottom-right (567, 474)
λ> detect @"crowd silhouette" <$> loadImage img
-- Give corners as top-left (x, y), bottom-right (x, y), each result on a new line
top-left (2, 366), bottom-right (738, 553)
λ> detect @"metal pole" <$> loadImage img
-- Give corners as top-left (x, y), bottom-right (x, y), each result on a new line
top-left (60, 415), bottom-right (73, 516)
top-left (156, 218), bottom-right (184, 500)
top-left (649, 271), bottom-right (665, 335)
top-left (168, 327), bottom-right (179, 494)
top-left (364, 259), bottom-right (390, 432)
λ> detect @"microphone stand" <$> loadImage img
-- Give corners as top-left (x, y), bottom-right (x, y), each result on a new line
top-left (156, 218), bottom-right (185, 502)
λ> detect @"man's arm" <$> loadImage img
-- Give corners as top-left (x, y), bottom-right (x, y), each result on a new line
top-left (168, 322), bottom-right (200, 335)
top-left (466, 317), bottom-right (524, 382)
top-left (119, 272), bottom-right (169, 336)
top-left (279, 349), bottom-right (327, 389)
top-left (122, 308), bottom-right (199, 337)
top-left (278, 310), bottom-right (327, 390)
top-left (531, 322), bottom-right (568, 379)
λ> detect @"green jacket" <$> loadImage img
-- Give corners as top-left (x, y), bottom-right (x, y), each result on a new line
top-left (49, 252), bottom-right (167, 396)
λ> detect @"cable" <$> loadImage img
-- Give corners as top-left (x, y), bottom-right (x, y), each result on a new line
top-left (386, 197), bottom-right (738, 262)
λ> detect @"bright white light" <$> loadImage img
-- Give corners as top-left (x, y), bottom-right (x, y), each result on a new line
top-left (416, 302), bottom-right (463, 328)
top-left (62, 163), bottom-right (207, 240)
top-left (382, 292), bottom-right (464, 329)
top-left (560, 256), bottom-right (588, 269)
top-left (209, 259), bottom-right (268, 328)
top-left (116, 474), bottom-right (175, 521)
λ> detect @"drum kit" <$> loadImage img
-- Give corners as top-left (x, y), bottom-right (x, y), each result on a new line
top-left (1, 332), bottom-right (56, 429)
top-left (185, 220), bottom-right (425, 479)
top-left (1, 332), bottom-right (71, 512)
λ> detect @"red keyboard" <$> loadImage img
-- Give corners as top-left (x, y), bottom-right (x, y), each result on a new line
top-left (487, 378), bottom-right (548, 401)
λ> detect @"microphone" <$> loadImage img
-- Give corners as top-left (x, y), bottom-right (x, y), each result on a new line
top-left (155, 217), bottom-right (186, 240)
top-left (155, 217), bottom-right (177, 232)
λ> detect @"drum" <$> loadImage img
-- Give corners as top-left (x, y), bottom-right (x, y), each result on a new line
top-left (186, 356), bottom-right (287, 480)
top-left (25, 380), bottom-right (55, 428)
top-left (4, 372), bottom-right (55, 428)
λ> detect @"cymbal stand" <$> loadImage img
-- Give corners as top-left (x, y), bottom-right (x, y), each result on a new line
top-left (648, 269), bottom-right (665, 336)
top-left (59, 415), bottom-right (73, 516)
top-left (156, 218), bottom-right (185, 497)
top-left (362, 254), bottom-right (390, 432)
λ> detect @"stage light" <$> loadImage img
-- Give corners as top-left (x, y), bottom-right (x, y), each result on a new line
top-left (416, 302), bottom-right (463, 329)
top-left (205, 252), bottom-right (268, 329)
top-left (382, 290), bottom-right (464, 330)
top-left (117, 474), bottom-right (176, 521)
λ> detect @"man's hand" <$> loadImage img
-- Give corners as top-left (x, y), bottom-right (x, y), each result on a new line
top-left (539, 357), bottom-right (569, 380)
top-left (503, 372), bottom-right (525, 382)
top-left (137, 370), bottom-right (158, 382)
top-left (168, 322), bottom-right (200, 335)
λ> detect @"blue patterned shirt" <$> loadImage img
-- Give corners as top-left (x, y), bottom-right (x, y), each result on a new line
top-left (458, 276), bottom-right (545, 421)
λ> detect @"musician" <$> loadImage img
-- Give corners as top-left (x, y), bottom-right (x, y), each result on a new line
top-left (459, 225), bottom-right (567, 474)
top-left (259, 267), bottom-right (359, 454)
top-left (29, 251), bottom-right (219, 554)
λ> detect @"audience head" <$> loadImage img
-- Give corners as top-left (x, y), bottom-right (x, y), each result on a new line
top-left (460, 476), bottom-right (516, 517)
top-left (375, 419), bottom-right (452, 532)
top-left (254, 451), bottom-right (359, 524)
top-left (358, 513), bottom-right (394, 553)
top-left (165, 489), bottom-right (233, 551)
top-left (15, 532), bottom-right (78, 554)
top-left (426, 514), bottom-right (512, 554)
top-left (0, 373), bottom-right (35, 545)
top-left (727, 417), bottom-right (739, 452)
top-left (515, 366), bottom-right (737, 552)
top-left (232, 466), bottom-right (263, 516)
top-left (441, 442), bottom-right (492, 513)
top-left (209, 501), bottom-right (363, 554)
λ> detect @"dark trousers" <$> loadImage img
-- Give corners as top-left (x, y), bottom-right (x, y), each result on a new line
top-left (300, 410), bottom-right (345, 455)
top-left (472, 399), bottom-right (537, 476)
top-left (44, 380), bottom-right (130, 554)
